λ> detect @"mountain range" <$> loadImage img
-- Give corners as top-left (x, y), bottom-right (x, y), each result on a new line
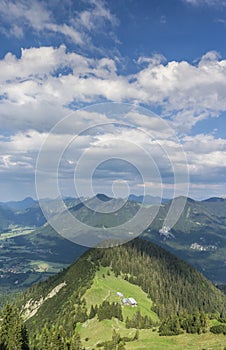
top-left (0, 196), bottom-right (226, 348)
top-left (0, 194), bottom-right (226, 291)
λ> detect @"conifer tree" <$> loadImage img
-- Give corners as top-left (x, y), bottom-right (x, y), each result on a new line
top-left (0, 304), bottom-right (29, 350)
top-left (70, 332), bottom-right (82, 350)
top-left (89, 305), bottom-right (96, 319)
top-left (39, 326), bottom-right (50, 350)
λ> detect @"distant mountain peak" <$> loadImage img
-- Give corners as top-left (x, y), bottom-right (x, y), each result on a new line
top-left (21, 196), bottom-right (35, 204)
top-left (95, 193), bottom-right (112, 202)
top-left (1, 197), bottom-right (37, 211)
top-left (202, 197), bottom-right (226, 203)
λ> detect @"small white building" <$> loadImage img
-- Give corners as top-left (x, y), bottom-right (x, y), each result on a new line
top-left (117, 292), bottom-right (123, 297)
top-left (122, 298), bottom-right (130, 305)
top-left (128, 297), bottom-right (137, 306)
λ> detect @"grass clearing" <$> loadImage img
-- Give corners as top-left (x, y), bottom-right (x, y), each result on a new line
top-left (126, 330), bottom-right (226, 350)
top-left (80, 267), bottom-right (226, 349)
top-left (0, 226), bottom-right (35, 240)
top-left (84, 266), bottom-right (159, 323)
top-left (29, 260), bottom-right (68, 273)
top-left (78, 320), bottom-right (226, 350)
top-left (77, 318), bottom-right (137, 349)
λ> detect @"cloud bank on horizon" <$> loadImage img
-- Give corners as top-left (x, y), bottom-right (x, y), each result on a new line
top-left (0, 0), bottom-right (226, 201)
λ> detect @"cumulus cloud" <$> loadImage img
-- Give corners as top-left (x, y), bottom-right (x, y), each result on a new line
top-left (181, 134), bottom-right (226, 198)
top-left (2, 46), bottom-right (226, 134)
top-left (1, 2), bottom-right (226, 200)
top-left (1, 44), bottom-right (226, 198)
top-left (1, 118), bottom-right (226, 200)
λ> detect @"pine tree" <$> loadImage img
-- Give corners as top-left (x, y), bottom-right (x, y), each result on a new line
top-left (89, 305), bottom-right (96, 319)
top-left (133, 329), bottom-right (139, 340)
top-left (21, 325), bottom-right (29, 350)
top-left (70, 332), bottom-right (82, 350)
top-left (0, 304), bottom-right (29, 350)
top-left (112, 329), bottom-right (120, 348)
top-left (39, 326), bottom-right (50, 350)
top-left (52, 326), bottom-right (68, 350)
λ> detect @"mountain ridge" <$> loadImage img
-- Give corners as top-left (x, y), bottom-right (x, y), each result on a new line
top-left (17, 238), bottom-right (226, 349)
top-left (1, 194), bottom-right (226, 292)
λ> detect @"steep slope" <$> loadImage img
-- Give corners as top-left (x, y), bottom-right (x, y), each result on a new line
top-left (143, 197), bottom-right (226, 283)
top-left (0, 203), bottom-right (46, 230)
top-left (0, 205), bottom-right (15, 231)
top-left (18, 239), bottom-right (226, 348)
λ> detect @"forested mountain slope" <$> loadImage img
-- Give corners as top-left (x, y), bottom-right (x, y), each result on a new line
top-left (15, 238), bottom-right (226, 349)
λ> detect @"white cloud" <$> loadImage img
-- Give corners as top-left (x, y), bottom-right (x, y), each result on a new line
top-left (1, 45), bottom-right (226, 198)
top-left (0, 0), bottom-right (118, 47)
top-left (183, 134), bottom-right (226, 153)
top-left (182, 134), bottom-right (226, 192)
top-left (0, 45), bottom-right (89, 82)
top-left (216, 18), bottom-right (226, 24)
top-left (183, 0), bottom-right (226, 6)
top-left (46, 23), bottom-right (84, 46)
top-left (1, 2), bottom-right (226, 200)
top-left (77, 0), bottom-right (118, 30)
top-left (0, 116), bottom-right (225, 200)
top-left (134, 51), bottom-right (226, 130)
top-left (0, 0), bottom-right (51, 32)
top-left (2, 47), bottom-right (226, 134)
top-left (0, 0), bottom-right (84, 44)
top-left (137, 54), bottom-right (166, 66)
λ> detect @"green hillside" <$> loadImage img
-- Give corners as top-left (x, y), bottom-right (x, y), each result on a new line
top-left (76, 268), bottom-right (226, 350)
top-left (8, 238), bottom-right (225, 349)
top-left (77, 322), bottom-right (226, 350)
top-left (83, 266), bottom-right (159, 322)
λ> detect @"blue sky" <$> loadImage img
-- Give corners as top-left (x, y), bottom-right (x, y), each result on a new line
top-left (1, 0), bottom-right (226, 201)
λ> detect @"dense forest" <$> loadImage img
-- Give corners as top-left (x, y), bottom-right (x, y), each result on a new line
top-left (100, 239), bottom-right (226, 318)
top-left (1, 239), bottom-right (226, 349)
